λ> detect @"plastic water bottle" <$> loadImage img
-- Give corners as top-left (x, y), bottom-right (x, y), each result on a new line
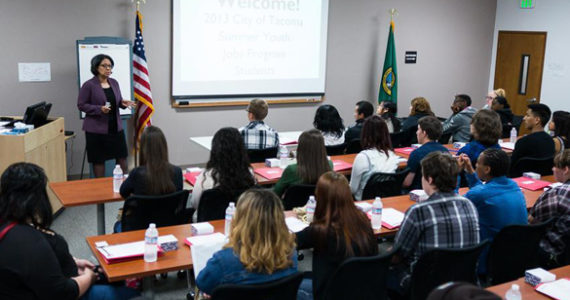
top-left (306, 196), bottom-right (316, 223)
top-left (224, 202), bottom-right (236, 236)
top-left (371, 197), bottom-right (383, 230)
top-left (279, 145), bottom-right (289, 168)
top-left (510, 127), bottom-right (517, 143)
top-left (144, 223), bottom-right (158, 263)
top-left (112, 164), bottom-right (123, 193)
top-left (505, 284), bottom-right (521, 300)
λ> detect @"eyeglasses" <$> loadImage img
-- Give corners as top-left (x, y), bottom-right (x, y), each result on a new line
top-left (99, 64), bottom-right (113, 69)
top-left (485, 96), bottom-right (494, 100)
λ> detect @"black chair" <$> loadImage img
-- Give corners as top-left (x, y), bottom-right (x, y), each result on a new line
top-left (197, 188), bottom-right (247, 222)
top-left (361, 168), bottom-right (410, 199)
top-left (511, 115), bottom-right (523, 133)
top-left (121, 190), bottom-right (190, 232)
top-left (510, 156), bottom-right (554, 178)
top-left (486, 219), bottom-right (554, 285)
top-left (345, 139), bottom-right (362, 154)
top-left (438, 132), bottom-right (452, 144)
top-left (325, 143), bottom-right (346, 155)
top-left (322, 251), bottom-right (394, 300)
top-left (247, 147), bottom-right (278, 163)
top-left (391, 125), bottom-right (416, 148)
top-left (409, 241), bottom-right (489, 300)
top-left (501, 123), bottom-right (514, 139)
top-left (282, 184), bottom-right (316, 210)
top-left (210, 272), bottom-right (303, 300)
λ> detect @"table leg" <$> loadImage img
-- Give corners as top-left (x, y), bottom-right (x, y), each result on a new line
top-left (143, 276), bottom-right (155, 299)
top-left (97, 203), bottom-right (105, 235)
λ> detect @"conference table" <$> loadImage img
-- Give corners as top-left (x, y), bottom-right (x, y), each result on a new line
top-left (485, 265), bottom-right (570, 299)
top-left (190, 130), bottom-right (303, 151)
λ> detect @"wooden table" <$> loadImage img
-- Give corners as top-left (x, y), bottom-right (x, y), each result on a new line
top-left (485, 265), bottom-right (570, 299)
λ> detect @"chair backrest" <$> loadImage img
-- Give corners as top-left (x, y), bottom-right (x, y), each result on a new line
top-left (391, 125), bottom-right (417, 148)
top-left (361, 168), bottom-right (410, 199)
top-left (345, 139), bottom-right (362, 154)
top-left (197, 188), bottom-right (246, 222)
top-left (247, 147), bottom-right (278, 163)
top-left (121, 190), bottom-right (190, 232)
top-left (487, 219), bottom-right (554, 285)
top-left (211, 272), bottom-right (303, 300)
top-left (510, 156), bottom-right (554, 178)
top-left (409, 240), bottom-right (489, 300)
top-left (438, 132), bottom-right (452, 144)
top-left (511, 115), bottom-right (523, 133)
top-left (282, 184), bottom-right (316, 210)
top-left (323, 252), bottom-right (394, 300)
top-left (325, 143), bottom-right (346, 156)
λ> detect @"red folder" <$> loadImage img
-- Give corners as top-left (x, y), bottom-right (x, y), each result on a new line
top-left (99, 246), bottom-right (165, 264)
top-left (512, 177), bottom-right (552, 191)
top-left (394, 147), bottom-right (415, 156)
top-left (184, 171), bottom-right (201, 186)
top-left (332, 160), bottom-right (353, 171)
top-left (254, 167), bottom-right (284, 180)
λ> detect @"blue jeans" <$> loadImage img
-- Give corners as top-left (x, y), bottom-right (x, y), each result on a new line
top-left (297, 278), bottom-right (313, 300)
top-left (81, 284), bottom-right (140, 300)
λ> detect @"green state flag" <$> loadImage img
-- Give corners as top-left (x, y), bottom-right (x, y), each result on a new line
top-left (378, 21), bottom-right (397, 104)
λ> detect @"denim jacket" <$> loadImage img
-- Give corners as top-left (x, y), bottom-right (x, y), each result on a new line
top-left (196, 247), bottom-right (298, 294)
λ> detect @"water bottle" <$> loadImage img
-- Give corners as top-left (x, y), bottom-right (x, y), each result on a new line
top-left (306, 195), bottom-right (316, 223)
top-left (224, 202), bottom-right (236, 236)
top-left (505, 284), bottom-right (521, 300)
top-left (510, 127), bottom-right (517, 143)
top-left (279, 145), bottom-right (289, 168)
top-left (144, 223), bottom-right (158, 262)
top-left (371, 197), bottom-right (383, 230)
top-left (112, 164), bottom-right (123, 193)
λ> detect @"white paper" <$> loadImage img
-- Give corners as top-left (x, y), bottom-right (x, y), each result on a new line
top-left (382, 208), bottom-right (405, 228)
top-left (97, 235), bottom-right (176, 259)
top-left (536, 278), bottom-right (570, 300)
top-left (18, 63), bottom-right (51, 82)
top-left (499, 142), bottom-right (515, 150)
top-left (189, 233), bottom-right (227, 280)
top-left (285, 217), bottom-right (308, 233)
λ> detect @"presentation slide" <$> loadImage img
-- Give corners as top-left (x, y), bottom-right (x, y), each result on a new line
top-left (172, 0), bottom-right (329, 98)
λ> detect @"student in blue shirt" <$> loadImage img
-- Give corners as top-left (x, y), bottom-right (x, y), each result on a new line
top-left (402, 116), bottom-right (449, 190)
top-left (458, 148), bottom-right (527, 274)
top-left (457, 109), bottom-right (502, 166)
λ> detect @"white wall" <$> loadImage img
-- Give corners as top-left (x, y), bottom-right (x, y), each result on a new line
top-left (0, 0), bottom-right (496, 175)
top-left (490, 0), bottom-right (570, 113)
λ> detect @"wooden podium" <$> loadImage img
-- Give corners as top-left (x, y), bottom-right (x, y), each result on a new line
top-left (0, 117), bottom-right (66, 212)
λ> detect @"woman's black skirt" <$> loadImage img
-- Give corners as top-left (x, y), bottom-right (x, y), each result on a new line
top-left (85, 130), bottom-right (128, 163)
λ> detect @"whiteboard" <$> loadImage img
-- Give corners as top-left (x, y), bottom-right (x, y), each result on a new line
top-left (77, 38), bottom-right (133, 118)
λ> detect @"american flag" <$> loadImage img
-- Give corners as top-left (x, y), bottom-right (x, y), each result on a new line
top-left (133, 10), bottom-right (154, 150)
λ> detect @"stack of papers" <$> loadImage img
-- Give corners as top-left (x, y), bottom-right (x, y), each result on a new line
top-left (499, 141), bottom-right (515, 150)
top-left (186, 232), bottom-right (227, 279)
top-left (97, 237), bottom-right (170, 264)
top-left (535, 278), bottom-right (570, 300)
top-left (285, 217), bottom-right (308, 233)
top-left (366, 208), bottom-right (405, 229)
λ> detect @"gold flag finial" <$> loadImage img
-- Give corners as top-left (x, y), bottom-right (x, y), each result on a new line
top-left (132, 0), bottom-right (146, 11)
top-left (389, 8), bottom-right (398, 21)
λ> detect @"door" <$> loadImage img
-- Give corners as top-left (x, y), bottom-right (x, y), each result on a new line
top-left (493, 31), bottom-right (547, 134)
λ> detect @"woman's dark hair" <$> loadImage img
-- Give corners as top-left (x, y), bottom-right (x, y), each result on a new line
top-left (313, 105), bottom-right (345, 138)
top-left (361, 115), bottom-right (392, 155)
top-left (479, 148), bottom-right (509, 178)
top-left (552, 111), bottom-right (570, 140)
top-left (493, 96), bottom-right (510, 109)
top-left (207, 127), bottom-right (256, 192)
top-left (296, 129), bottom-right (331, 184)
top-left (139, 126), bottom-right (176, 195)
top-left (379, 101), bottom-right (401, 132)
top-left (471, 110), bottom-right (502, 146)
top-left (90, 54), bottom-right (114, 76)
top-left (421, 152), bottom-right (459, 193)
top-left (0, 163), bottom-right (53, 228)
top-left (312, 172), bottom-right (378, 257)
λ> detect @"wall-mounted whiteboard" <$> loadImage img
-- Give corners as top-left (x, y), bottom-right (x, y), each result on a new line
top-left (76, 37), bottom-right (133, 118)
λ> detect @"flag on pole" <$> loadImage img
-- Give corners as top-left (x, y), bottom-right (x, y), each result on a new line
top-left (133, 10), bottom-right (154, 150)
top-left (378, 20), bottom-right (397, 104)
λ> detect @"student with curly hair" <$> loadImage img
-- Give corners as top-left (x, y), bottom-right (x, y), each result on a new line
top-left (457, 109), bottom-right (502, 166)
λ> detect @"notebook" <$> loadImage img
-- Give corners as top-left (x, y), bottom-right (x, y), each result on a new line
top-left (285, 217), bottom-right (308, 233)
top-left (535, 278), bottom-right (570, 300)
top-left (512, 177), bottom-right (552, 191)
top-left (186, 233), bottom-right (227, 280)
top-left (254, 167), bottom-right (284, 180)
top-left (394, 147), bottom-right (415, 156)
top-left (97, 240), bottom-right (165, 264)
top-left (366, 208), bottom-right (405, 229)
top-left (332, 160), bottom-right (352, 171)
top-left (184, 171), bottom-right (202, 186)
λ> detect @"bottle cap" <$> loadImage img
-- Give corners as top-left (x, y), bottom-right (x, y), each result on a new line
top-left (512, 284), bottom-right (519, 291)
top-left (149, 223), bottom-right (156, 228)
top-left (229, 202), bottom-right (235, 207)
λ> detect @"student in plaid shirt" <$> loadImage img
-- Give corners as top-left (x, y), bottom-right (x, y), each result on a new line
top-left (529, 149), bottom-right (570, 268)
top-left (388, 151), bottom-right (480, 295)
top-left (239, 99), bottom-right (279, 150)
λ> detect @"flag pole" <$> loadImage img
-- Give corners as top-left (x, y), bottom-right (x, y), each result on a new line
top-left (131, 0), bottom-right (146, 167)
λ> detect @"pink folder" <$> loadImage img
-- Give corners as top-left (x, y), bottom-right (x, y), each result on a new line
top-left (512, 177), bottom-right (552, 191)
top-left (254, 167), bottom-right (284, 180)
top-left (100, 246), bottom-right (165, 265)
top-left (332, 160), bottom-right (353, 171)
top-left (394, 147), bottom-right (415, 156)
top-left (184, 172), bottom-right (201, 186)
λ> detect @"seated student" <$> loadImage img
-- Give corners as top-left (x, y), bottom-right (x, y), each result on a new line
top-left (483, 88), bottom-right (506, 109)
top-left (442, 94), bottom-right (477, 143)
top-left (510, 103), bottom-right (555, 175)
top-left (297, 172), bottom-right (378, 300)
top-left (402, 116), bottom-right (449, 190)
top-left (400, 96), bottom-right (435, 133)
top-left (549, 110), bottom-right (570, 155)
top-left (239, 98), bottom-right (279, 150)
top-left (459, 149), bottom-right (527, 274)
top-left (349, 115), bottom-right (400, 200)
top-left (0, 163), bottom-right (139, 300)
top-left (191, 127), bottom-right (256, 221)
top-left (389, 152), bottom-right (480, 295)
top-left (528, 149), bottom-right (570, 268)
top-left (273, 129), bottom-right (332, 198)
top-left (313, 104), bottom-right (345, 146)
top-left (457, 109), bottom-right (502, 166)
top-left (196, 189), bottom-right (298, 295)
top-left (344, 100), bottom-right (373, 144)
top-left (377, 101), bottom-right (401, 133)
top-left (490, 96), bottom-right (514, 137)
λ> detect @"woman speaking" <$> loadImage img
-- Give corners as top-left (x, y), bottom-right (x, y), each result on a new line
top-left (78, 54), bottom-right (135, 177)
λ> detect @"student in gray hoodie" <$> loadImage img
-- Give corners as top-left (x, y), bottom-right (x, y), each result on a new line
top-left (442, 94), bottom-right (477, 142)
